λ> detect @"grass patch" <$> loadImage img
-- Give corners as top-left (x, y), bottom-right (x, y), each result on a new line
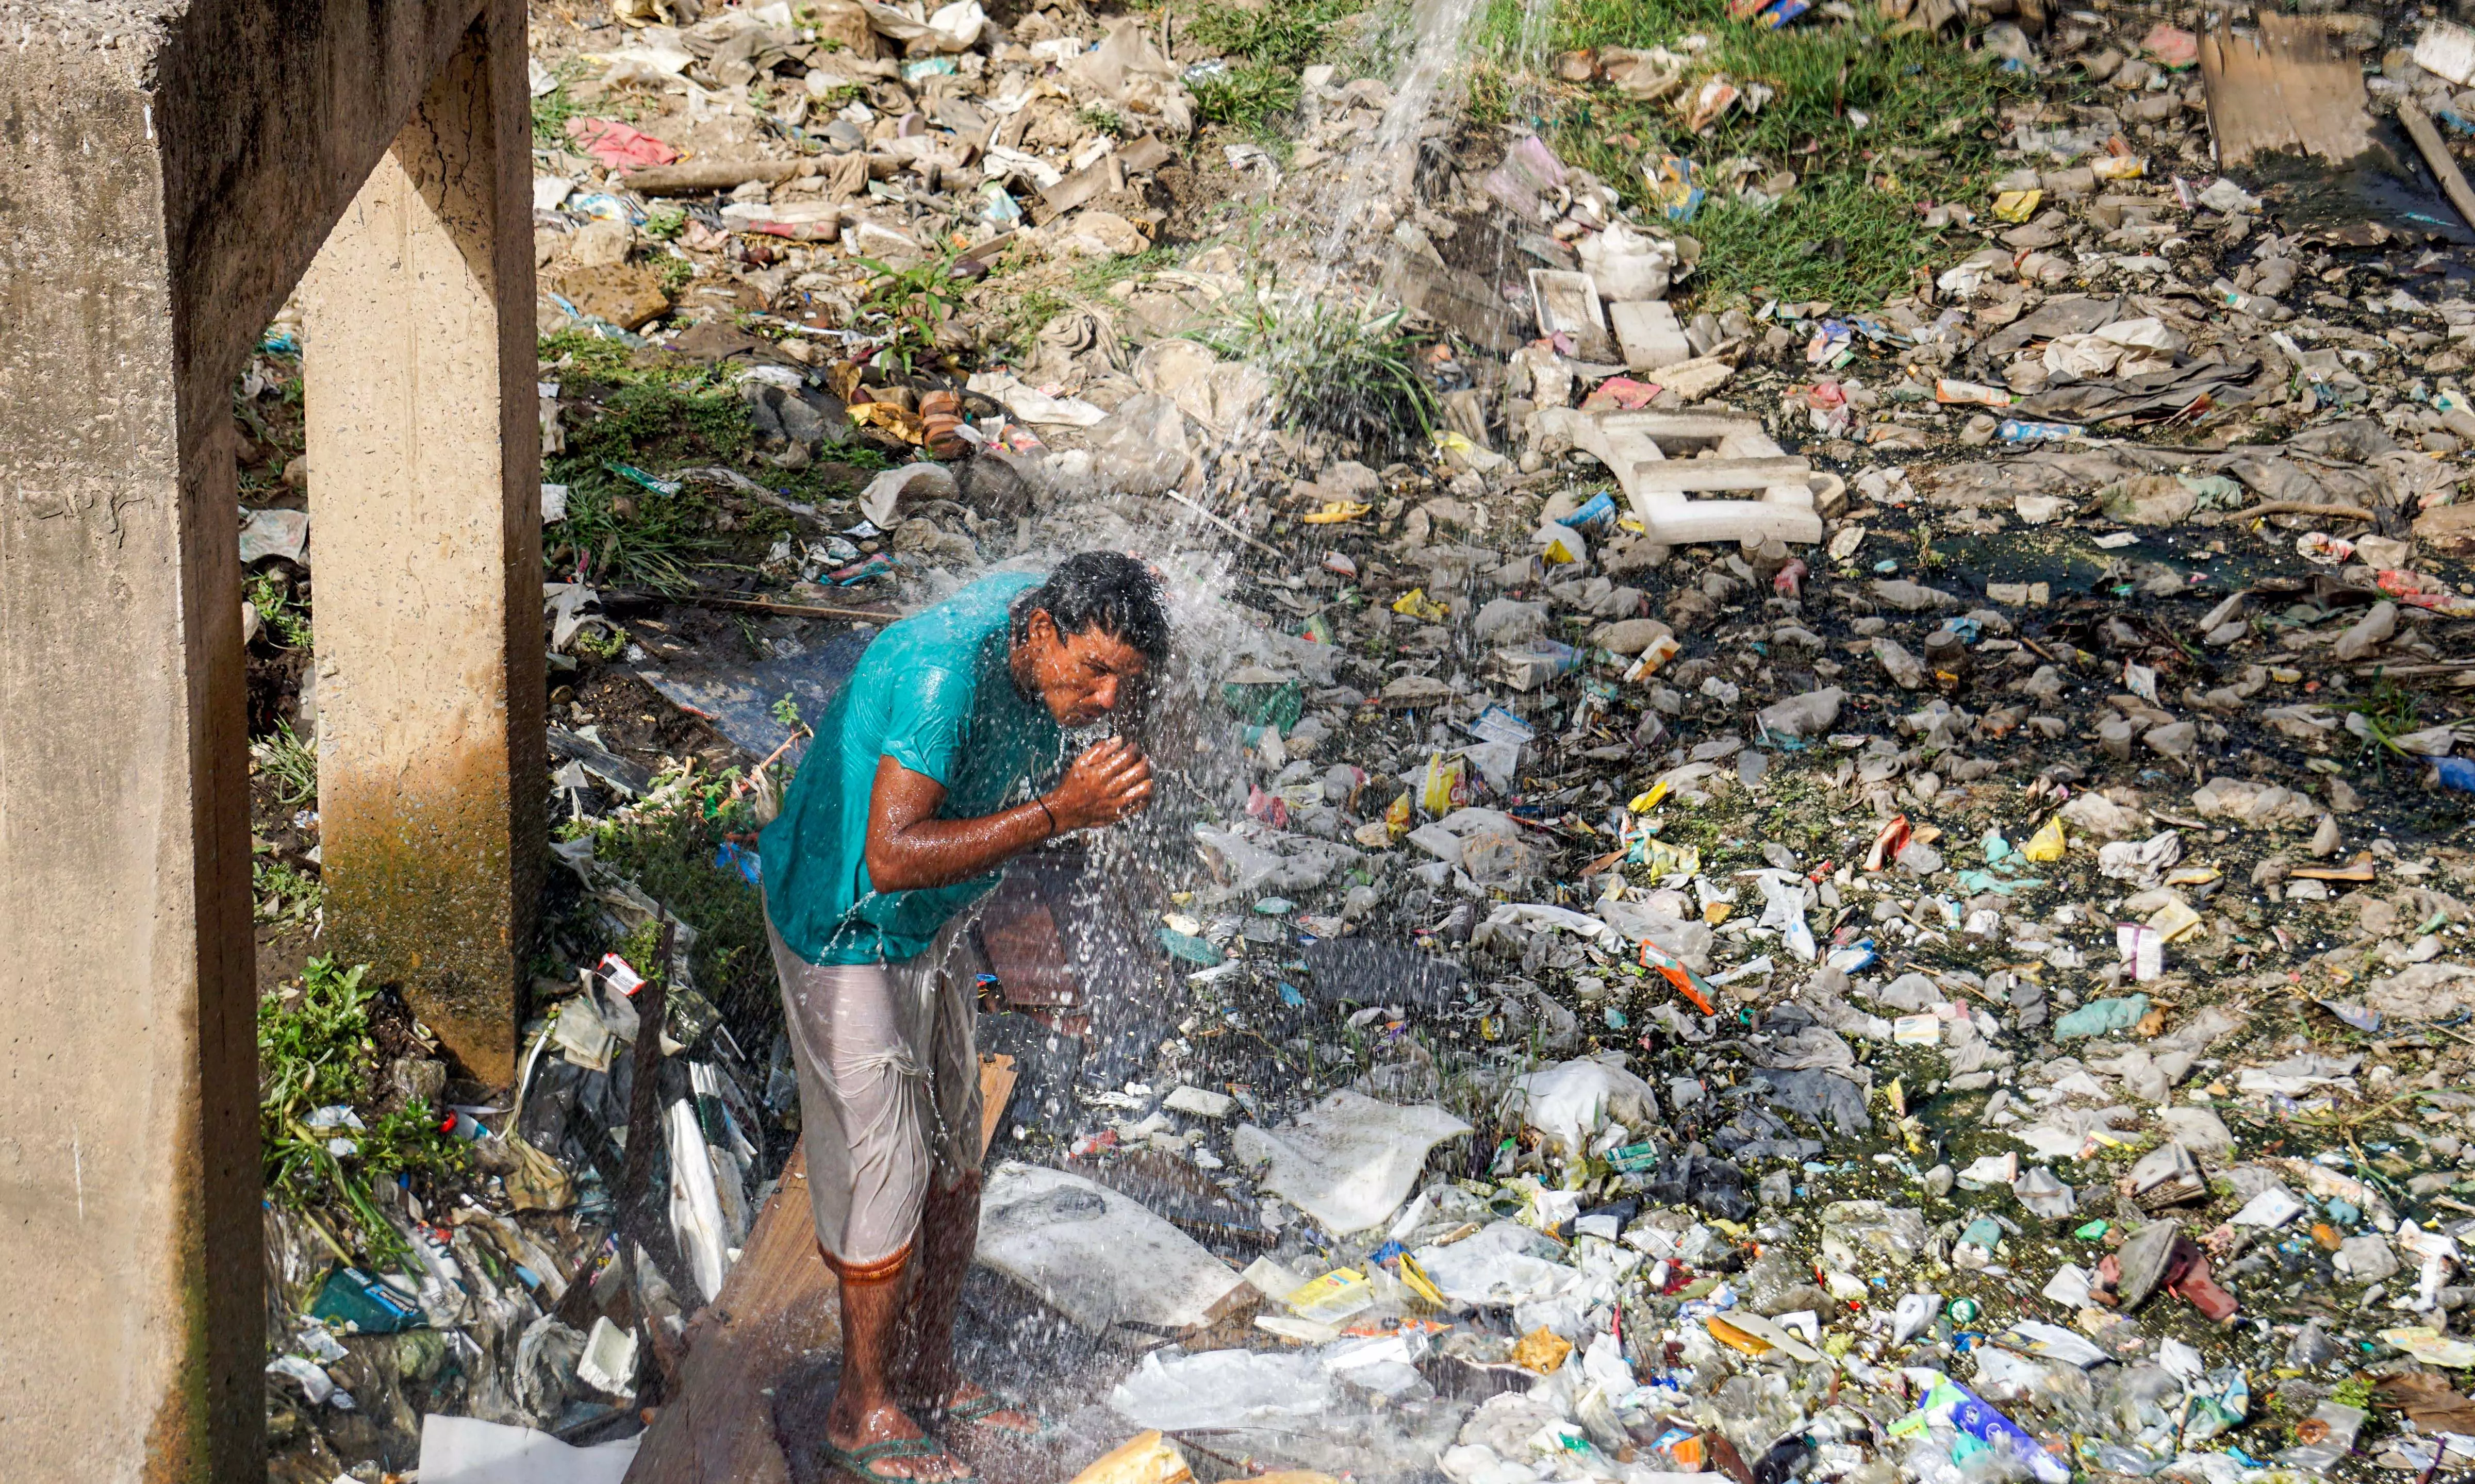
top-left (259, 958), bottom-right (465, 1261)
top-left (591, 768), bottom-right (778, 1029)
top-left (1194, 63), bottom-right (1306, 134)
top-left (854, 252), bottom-right (970, 376)
top-left (253, 721), bottom-right (319, 808)
top-left (541, 331), bottom-right (757, 591)
top-left (1187, 0), bottom-right (1365, 70)
top-left (1473, 0), bottom-right (2030, 305)
top-left (255, 853), bottom-right (323, 930)
top-left (1187, 294), bottom-right (1437, 453)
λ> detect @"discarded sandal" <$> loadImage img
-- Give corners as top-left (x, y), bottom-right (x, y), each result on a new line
top-left (820, 1435), bottom-right (976, 1484)
top-left (944, 1391), bottom-right (1045, 1442)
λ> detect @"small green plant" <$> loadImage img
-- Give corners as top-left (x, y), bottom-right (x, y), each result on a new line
top-left (642, 204), bottom-right (688, 240)
top-left (659, 255), bottom-right (696, 294)
top-left (247, 569), bottom-right (313, 648)
top-left (575, 624), bottom-right (629, 661)
top-left (530, 65), bottom-right (589, 151)
top-left (1078, 104), bottom-right (1127, 136)
top-left (772, 692), bottom-right (805, 733)
top-left (854, 253), bottom-right (966, 374)
top-left (254, 854), bottom-right (323, 930)
top-left (259, 958), bottom-right (464, 1260)
top-left (253, 721), bottom-right (319, 807)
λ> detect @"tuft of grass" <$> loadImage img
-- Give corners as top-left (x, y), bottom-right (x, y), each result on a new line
top-left (1193, 63), bottom-right (1305, 133)
top-left (531, 60), bottom-right (593, 151)
top-left (1189, 293), bottom-right (1437, 453)
top-left (1472, 0), bottom-right (2031, 305)
top-left (253, 720), bottom-right (319, 807)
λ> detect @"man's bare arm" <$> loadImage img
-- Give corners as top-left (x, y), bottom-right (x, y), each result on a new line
top-left (863, 739), bottom-right (1154, 892)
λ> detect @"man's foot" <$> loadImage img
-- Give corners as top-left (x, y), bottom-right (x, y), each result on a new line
top-left (940, 1383), bottom-right (1041, 1440)
top-left (822, 1400), bottom-right (975, 1483)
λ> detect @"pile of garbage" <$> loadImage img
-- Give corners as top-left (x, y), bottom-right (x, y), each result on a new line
top-left (238, 0), bottom-right (2475, 1479)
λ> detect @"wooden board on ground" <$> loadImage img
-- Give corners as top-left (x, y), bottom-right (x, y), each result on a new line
top-left (2201, 13), bottom-right (2373, 166)
top-left (980, 1053), bottom-right (1018, 1156)
top-left (622, 1147), bottom-right (835, 1484)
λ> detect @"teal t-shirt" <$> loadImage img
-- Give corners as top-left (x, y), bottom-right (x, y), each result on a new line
top-left (759, 572), bottom-right (1064, 964)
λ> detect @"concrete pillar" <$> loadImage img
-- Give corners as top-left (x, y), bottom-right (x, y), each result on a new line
top-left (302, 9), bottom-right (546, 1086)
top-left (0, 34), bottom-right (261, 1484)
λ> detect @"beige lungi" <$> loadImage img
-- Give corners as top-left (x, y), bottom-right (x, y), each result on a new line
top-left (765, 906), bottom-right (987, 1269)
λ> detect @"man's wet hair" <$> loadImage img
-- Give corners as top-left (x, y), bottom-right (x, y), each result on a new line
top-left (1011, 551), bottom-right (1172, 663)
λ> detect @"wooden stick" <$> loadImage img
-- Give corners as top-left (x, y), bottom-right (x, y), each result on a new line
top-left (2234, 499), bottom-right (2377, 522)
top-left (1163, 488), bottom-right (1288, 560)
top-left (2401, 101), bottom-right (2475, 236)
top-left (663, 591), bottom-right (902, 624)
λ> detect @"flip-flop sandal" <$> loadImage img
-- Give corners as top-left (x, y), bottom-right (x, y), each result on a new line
top-left (821, 1435), bottom-right (977, 1484)
top-left (944, 1393), bottom-right (1047, 1441)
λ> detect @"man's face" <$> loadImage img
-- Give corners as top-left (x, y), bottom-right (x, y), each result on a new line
top-left (1019, 610), bottom-right (1149, 728)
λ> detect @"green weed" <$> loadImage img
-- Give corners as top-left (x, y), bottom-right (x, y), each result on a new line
top-left (1189, 293), bottom-right (1438, 453)
top-left (1193, 63), bottom-right (1305, 133)
top-left (248, 570), bottom-right (314, 649)
top-left (1187, 0), bottom-right (1365, 70)
top-left (855, 253), bottom-right (968, 375)
top-left (253, 720), bottom-right (319, 807)
top-left (254, 853), bottom-right (323, 930)
top-left (592, 771), bottom-right (778, 1027)
top-left (259, 958), bottom-right (464, 1260)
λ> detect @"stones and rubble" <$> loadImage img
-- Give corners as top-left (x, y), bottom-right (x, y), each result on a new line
top-left (240, 0), bottom-right (2475, 1479)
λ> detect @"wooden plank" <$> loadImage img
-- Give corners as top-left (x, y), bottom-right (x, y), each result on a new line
top-left (2400, 101), bottom-right (2475, 234)
top-left (2201, 14), bottom-right (2372, 166)
top-left (624, 1148), bottom-right (837, 1484)
top-left (979, 1055), bottom-right (1018, 1157)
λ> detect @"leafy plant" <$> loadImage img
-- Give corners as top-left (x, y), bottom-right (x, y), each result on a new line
top-left (254, 854), bottom-right (323, 930)
top-left (259, 958), bottom-right (464, 1260)
top-left (854, 253), bottom-right (966, 374)
top-left (248, 569), bottom-right (313, 649)
top-left (772, 692), bottom-right (805, 733)
top-left (1078, 104), bottom-right (1128, 136)
top-left (253, 720), bottom-right (319, 807)
top-left (642, 205), bottom-right (688, 241)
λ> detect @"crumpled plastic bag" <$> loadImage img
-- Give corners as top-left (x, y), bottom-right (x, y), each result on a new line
top-left (1508, 1054), bottom-right (1661, 1154)
top-left (1232, 1090), bottom-right (1471, 1233)
top-left (860, 0), bottom-right (984, 54)
top-left (2042, 316), bottom-right (2184, 379)
top-left (1059, 17), bottom-right (1194, 135)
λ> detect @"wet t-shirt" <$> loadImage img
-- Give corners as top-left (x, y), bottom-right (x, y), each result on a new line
top-left (760, 571), bottom-right (1062, 964)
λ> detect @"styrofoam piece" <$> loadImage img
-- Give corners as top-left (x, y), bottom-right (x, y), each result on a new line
top-left (1526, 269), bottom-right (1607, 337)
top-left (417, 1415), bottom-right (639, 1484)
top-left (975, 1162), bottom-right (1252, 1341)
top-left (1574, 409), bottom-right (1822, 544)
top-left (1609, 299), bottom-right (1693, 371)
top-left (2417, 20), bottom-right (2475, 87)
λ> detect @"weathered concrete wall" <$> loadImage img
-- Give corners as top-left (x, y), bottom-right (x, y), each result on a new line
top-left (303, 2), bottom-right (544, 1087)
top-left (0, 0), bottom-right (530, 1474)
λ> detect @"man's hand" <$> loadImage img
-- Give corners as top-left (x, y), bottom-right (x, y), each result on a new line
top-left (1044, 738), bottom-right (1153, 831)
